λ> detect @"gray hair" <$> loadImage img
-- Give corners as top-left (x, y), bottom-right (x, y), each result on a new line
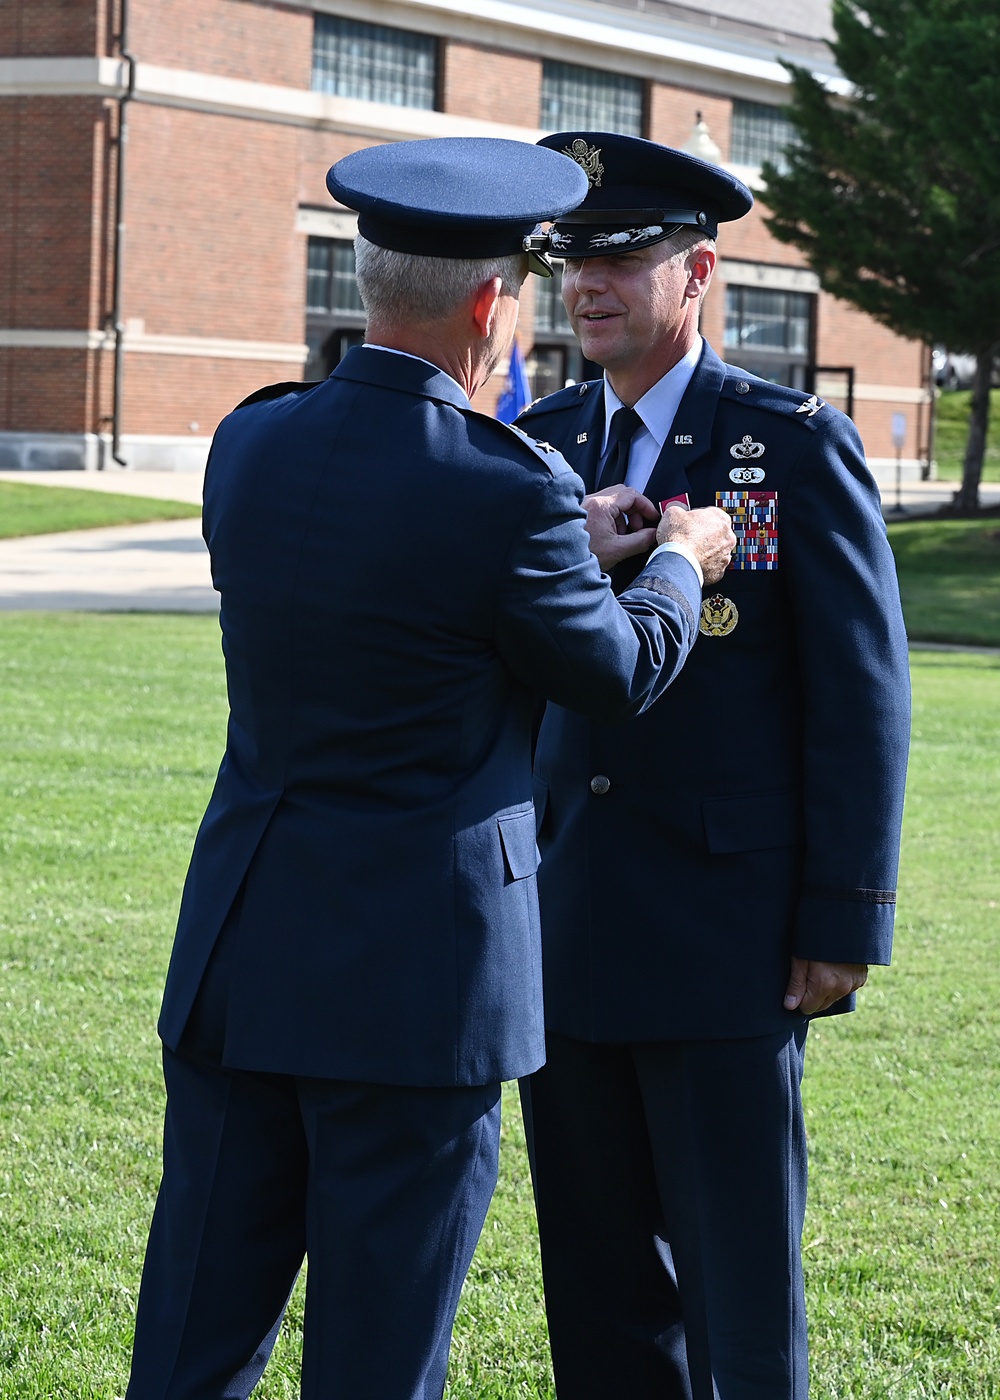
top-left (354, 235), bottom-right (525, 325)
top-left (660, 226), bottom-right (717, 260)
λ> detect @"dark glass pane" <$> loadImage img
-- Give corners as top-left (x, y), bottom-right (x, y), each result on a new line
top-left (730, 99), bottom-right (797, 172)
top-left (313, 15), bottom-right (436, 109)
top-left (306, 238), bottom-right (332, 313)
top-left (534, 262), bottom-right (574, 336)
top-left (331, 242), bottom-right (364, 314)
top-left (530, 345), bottom-right (568, 400)
top-left (541, 59), bottom-right (643, 135)
top-left (723, 285), bottom-right (814, 390)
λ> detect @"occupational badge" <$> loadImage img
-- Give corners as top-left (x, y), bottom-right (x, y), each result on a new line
top-left (562, 139), bottom-right (604, 187)
top-left (729, 434), bottom-right (765, 460)
top-left (729, 464), bottom-right (765, 484)
top-left (717, 491), bottom-right (778, 571)
top-left (699, 594), bottom-right (739, 637)
top-left (589, 225), bottom-right (663, 248)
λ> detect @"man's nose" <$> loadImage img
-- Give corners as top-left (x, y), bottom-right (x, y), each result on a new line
top-left (567, 260), bottom-right (607, 297)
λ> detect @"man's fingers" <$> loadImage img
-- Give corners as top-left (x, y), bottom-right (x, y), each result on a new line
top-left (783, 956), bottom-right (808, 1011)
top-left (624, 491), bottom-right (660, 526)
top-left (614, 526), bottom-right (658, 560)
top-left (785, 960), bottom-right (869, 1015)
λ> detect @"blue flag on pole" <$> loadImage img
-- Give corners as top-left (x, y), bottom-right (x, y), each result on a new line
top-left (495, 338), bottom-right (532, 424)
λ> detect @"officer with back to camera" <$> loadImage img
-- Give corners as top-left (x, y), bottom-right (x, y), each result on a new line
top-left (518, 132), bottom-right (911, 1400)
top-left (123, 135), bottom-right (736, 1400)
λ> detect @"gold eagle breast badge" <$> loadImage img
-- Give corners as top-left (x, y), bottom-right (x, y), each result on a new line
top-left (563, 139), bottom-right (604, 187)
top-left (699, 594), bottom-right (739, 637)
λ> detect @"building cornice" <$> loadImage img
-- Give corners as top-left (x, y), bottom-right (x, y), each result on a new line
top-left (0, 57), bottom-right (543, 139)
top-left (0, 327), bottom-right (307, 363)
top-left (309, 0), bottom-right (844, 97)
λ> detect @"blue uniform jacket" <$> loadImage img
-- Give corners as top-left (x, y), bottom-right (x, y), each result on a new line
top-left (518, 343), bottom-right (911, 1042)
top-left (157, 346), bottom-right (704, 1087)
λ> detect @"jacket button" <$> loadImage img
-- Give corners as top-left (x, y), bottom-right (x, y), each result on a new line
top-left (590, 774), bottom-right (611, 795)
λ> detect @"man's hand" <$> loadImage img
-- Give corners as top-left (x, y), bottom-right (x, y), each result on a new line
top-left (583, 487), bottom-right (660, 572)
top-left (656, 506), bottom-right (736, 586)
top-left (783, 957), bottom-right (868, 1015)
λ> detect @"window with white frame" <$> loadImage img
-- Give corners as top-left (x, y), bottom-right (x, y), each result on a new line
top-left (730, 99), bottom-right (797, 172)
top-left (723, 285), bottom-right (814, 390)
top-left (540, 60), bottom-right (644, 135)
top-left (312, 15), bottom-right (437, 109)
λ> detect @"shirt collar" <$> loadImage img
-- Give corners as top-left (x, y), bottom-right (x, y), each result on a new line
top-left (602, 335), bottom-right (703, 451)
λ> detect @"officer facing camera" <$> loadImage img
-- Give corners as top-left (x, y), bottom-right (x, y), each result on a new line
top-left (518, 131), bottom-right (911, 1400)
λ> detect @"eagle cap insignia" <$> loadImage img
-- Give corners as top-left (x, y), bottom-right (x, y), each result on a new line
top-left (563, 139), bottom-right (604, 187)
top-left (730, 434), bottom-right (765, 460)
top-left (699, 594), bottom-right (739, 637)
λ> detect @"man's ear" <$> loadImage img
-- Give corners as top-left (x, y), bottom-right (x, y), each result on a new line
top-left (684, 244), bottom-right (717, 301)
top-left (471, 277), bottom-right (504, 339)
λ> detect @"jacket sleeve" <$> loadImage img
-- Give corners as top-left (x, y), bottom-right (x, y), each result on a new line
top-left (493, 465), bottom-right (703, 724)
top-left (781, 414), bottom-right (911, 965)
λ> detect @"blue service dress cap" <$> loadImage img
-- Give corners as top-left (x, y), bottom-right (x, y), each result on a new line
top-left (327, 137), bottom-right (589, 276)
top-left (537, 131), bottom-right (753, 257)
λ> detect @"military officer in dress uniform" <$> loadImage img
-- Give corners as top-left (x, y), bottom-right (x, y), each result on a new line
top-left (517, 133), bottom-right (911, 1399)
top-left (123, 136), bottom-right (737, 1400)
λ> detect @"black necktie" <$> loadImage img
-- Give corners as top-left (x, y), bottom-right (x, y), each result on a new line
top-left (596, 406), bottom-right (644, 491)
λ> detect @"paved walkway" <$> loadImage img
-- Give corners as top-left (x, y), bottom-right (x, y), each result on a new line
top-left (0, 468), bottom-right (997, 613)
top-left (0, 518), bottom-right (215, 612)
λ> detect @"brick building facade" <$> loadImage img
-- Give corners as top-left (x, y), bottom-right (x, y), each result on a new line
top-left (1, 0), bottom-right (932, 475)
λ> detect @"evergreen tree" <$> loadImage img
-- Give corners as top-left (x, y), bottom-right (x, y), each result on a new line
top-left (762, 0), bottom-right (1000, 510)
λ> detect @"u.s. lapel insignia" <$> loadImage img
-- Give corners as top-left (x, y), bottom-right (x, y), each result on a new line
top-left (577, 432), bottom-right (588, 444)
top-left (795, 395), bottom-right (824, 417)
top-left (730, 434), bottom-right (765, 460)
top-left (562, 139), bottom-right (604, 187)
top-left (700, 594), bottom-right (739, 637)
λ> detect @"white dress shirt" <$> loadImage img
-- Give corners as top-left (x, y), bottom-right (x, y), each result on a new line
top-left (600, 337), bottom-right (705, 586)
top-left (600, 336), bottom-right (702, 496)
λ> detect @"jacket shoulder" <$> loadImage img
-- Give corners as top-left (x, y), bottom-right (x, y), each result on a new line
top-left (718, 368), bottom-right (848, 434)
top-left (466, 410), bottom-right (576, 478)
top-left (517, 379), bottom-right (600, 426)
top-left (233, 380), bottom-right (324, 411)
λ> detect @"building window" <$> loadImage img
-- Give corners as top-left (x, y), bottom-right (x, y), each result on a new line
top-left (312, 15), bottom-right (437, 109)
top-left (730, 99), bottom-right (797, 171)
top-left (541, 60), bottom-right (644, 135)
top-left (530, 263), bottom-right (601, 398)
top-left (723, 285), bottom-right (814, 390)
top-left (305, 237), bottom-right (366, 379)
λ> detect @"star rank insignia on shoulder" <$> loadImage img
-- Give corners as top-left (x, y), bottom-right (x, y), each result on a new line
top-left (794, 394), bottom-right (825, 417)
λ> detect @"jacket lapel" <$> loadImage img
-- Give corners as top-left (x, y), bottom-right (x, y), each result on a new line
top-left (642, 343), bottom-right (727, 510)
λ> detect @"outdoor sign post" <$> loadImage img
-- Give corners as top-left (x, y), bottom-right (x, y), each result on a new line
top-left (890, 412), bottom-right (907, 514)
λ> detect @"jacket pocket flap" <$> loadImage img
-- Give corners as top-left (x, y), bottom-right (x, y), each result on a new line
top-left (498, 810), bottom-right (541, 881)
top-left (702, 790), bottom-right (800, 855)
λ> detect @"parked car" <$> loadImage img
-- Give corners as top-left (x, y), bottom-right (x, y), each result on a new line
top-left (933, 347), bottom-right (979, 390)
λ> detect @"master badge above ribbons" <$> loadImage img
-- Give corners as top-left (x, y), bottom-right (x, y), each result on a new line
top-left (717, 491), bottom-right (778, 571)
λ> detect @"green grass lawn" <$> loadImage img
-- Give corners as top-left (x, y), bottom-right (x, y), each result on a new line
top-left (0, 620), bottom-right (998, 1397)
top-left (888, 517), bottom-right (1000, 647)
top-left (0, 480), bottom-right (200, 539)
top-left (933, 389), bottom-right (1000, 483)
